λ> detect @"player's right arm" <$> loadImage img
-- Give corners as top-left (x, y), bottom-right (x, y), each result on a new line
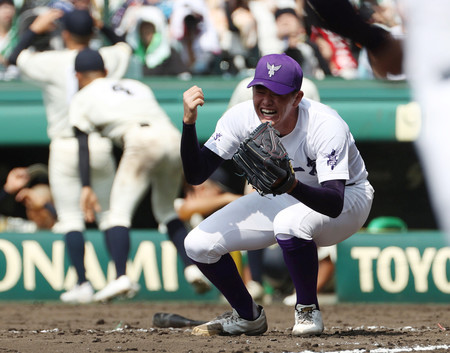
top-left (7, 9), bottom-right (63, 66)
top-left (70, 88), bottom-right (101, 223)
top-left (73, 127), bottom-right (100, 223)
top-left (181, 86), bottom-right (224, 185)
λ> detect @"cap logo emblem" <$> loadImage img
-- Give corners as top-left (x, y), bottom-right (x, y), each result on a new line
top-left (267, 62), bottom-right (281, 77)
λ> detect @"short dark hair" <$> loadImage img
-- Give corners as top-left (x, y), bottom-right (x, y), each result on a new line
top-left (75, 48), bottom-right (105, 72)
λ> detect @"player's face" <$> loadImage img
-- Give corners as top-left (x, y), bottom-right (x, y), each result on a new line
top-left (252, 85), bottom-right (303, 136)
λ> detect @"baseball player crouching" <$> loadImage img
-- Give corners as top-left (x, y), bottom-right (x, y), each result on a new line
top-left (181, 53), bottom-right (374, 336)
top-left (70, 49), bottom-right (209, 302)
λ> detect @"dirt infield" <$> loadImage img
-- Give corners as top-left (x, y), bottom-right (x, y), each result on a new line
top-left (0, 298), bottom-right (448, 353)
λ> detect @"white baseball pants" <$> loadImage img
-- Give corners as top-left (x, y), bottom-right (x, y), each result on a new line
top-left (185, 181), bottom-right (374, 264)
top-left (49, 134), bottom-right (115, 234)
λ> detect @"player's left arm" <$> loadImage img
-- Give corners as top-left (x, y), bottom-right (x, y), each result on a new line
top-left (288, 125), bottom-right (349, 218)
top-left (288, 179), bottom-right (345, 218)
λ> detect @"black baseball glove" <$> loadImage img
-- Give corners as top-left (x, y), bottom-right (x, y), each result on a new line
top-left (232, 122), bottom-right (296, 196)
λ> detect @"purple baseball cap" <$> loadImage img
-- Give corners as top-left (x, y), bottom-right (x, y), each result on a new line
top-left (247, 53), bottom-right (303, 95)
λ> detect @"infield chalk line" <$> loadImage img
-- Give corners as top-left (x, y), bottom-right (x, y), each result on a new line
top-left (287, 344), bottom-right (450, 353)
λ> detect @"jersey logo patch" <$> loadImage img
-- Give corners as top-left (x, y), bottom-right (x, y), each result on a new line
top-left (267, 62), bottom-right (281, 77)
top-left (213, 132), bottom-right (222, 141)
top-left (325, 149), bottom-right (339, 170)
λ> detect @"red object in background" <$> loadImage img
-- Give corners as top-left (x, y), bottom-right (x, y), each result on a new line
top-left (310, 26), bottom-right (358, 77)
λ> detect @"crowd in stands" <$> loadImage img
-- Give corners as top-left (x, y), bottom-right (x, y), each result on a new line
top-left (0, 0), bottom-right (405, 81)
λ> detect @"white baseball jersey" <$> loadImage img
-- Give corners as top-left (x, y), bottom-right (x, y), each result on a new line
top-left (16, 42), bottom-right (132, 233)
top-left (205, 98), bottom-right (368, 187)
top-left (70, 78), bottom-right (172, 146)
top-left (70, 77), bottom-right (183, 228)
top-left (17, 42), bottom-right (131, 139)
top-left (185, 98), bottom-right (374, 264)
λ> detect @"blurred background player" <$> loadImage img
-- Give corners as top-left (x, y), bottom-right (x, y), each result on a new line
top-left (403, 0), bottom-right (450, 242)
top-left (70, 48), bottom-right (209, 301)
top-left (7, 8), bottom-right (132, 303)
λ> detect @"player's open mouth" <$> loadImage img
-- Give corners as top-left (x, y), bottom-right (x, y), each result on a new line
top-left (261, 108), bottom-right (276, 117)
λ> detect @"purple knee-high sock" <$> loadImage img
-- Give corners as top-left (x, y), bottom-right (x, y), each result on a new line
top-left (192, 253), bottom-right (256, 320)
top-left (277, 236), bottom-right (319, 309)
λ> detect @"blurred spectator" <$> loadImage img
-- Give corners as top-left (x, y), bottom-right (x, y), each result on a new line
top-left (0, 0), bottom-right (19, 79)
top-left (208, 0), bottom-right (259, 75)
top-left (110, 0), bottom-right (174, 30)
top-left (169, 0), bottom-right (221, 75)
top-left (274, 6), bottom-right (330, 79)
top-left (309, 25), bottom-right (358, 79)
top-left (0, 164), bottom-right (57, 232)
top-left (248, 0), bottom-right (283, 56)
top-left (116, 4), bottom-right (188, 76)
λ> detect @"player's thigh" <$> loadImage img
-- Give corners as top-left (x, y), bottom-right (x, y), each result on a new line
top-left (101, 144), bottom-right (153, 229)
top-left (150, 152), bottom-right (183, 225)
top-left (149, 127), bottom-right (184, 225)
top-left (48, 138), bottom-right (84, 231)
top-left (274, 183), bottom-right (373, 246)
top-left (89, 134), bottom-right (115, 211)
top-left (185, 192), bottom-right (292, 263)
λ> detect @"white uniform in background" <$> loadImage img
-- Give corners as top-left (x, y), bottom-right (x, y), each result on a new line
top-left (70, 77), bottom-right (183, 229)
top-left (16, 42), bottom-right (131, 233)
top-left (404, 0), bottom-right (450, 242)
